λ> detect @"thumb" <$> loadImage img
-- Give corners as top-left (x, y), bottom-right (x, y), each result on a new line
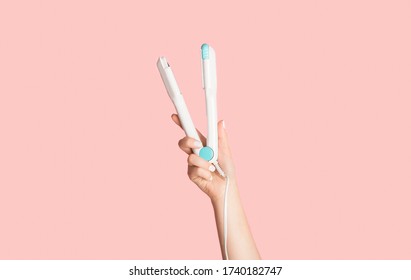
top-left (218, 120), bottom-right (231, 157)
top-left (217, 120), bottom-right (236, 178)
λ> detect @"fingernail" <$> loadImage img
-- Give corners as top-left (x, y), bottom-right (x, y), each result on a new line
top-left (194, 140), bottom-right (203, 148)
top-left (209, 165), bottom-right (216, 172)
top-left (209, 175), bottom-right (213, 181)
top-left (222, 120), bottom-right (226, 129)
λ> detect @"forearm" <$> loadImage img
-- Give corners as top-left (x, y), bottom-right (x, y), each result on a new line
top-left (211, 178), bottom-right (261, 260)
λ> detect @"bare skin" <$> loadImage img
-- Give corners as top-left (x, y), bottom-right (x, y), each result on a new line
top-left (171, 114), bottom-right (260, 260)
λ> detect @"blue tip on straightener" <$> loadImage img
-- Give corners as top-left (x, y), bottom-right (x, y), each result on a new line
top-left (201, 43), bottom-right (209, 60)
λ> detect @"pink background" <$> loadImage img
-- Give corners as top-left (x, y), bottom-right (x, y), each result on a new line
top-left (0, 0), bottom-right (410, 259)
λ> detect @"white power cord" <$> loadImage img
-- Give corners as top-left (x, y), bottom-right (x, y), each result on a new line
top-left (223, 174), bottom-right (230, 260)
top-left (214, 162), bottom-right (229, 260)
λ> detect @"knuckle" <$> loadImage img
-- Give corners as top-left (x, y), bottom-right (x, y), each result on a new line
top-left (187, 153), bottom-right (195, 164)
top-left (178, 138), bottom-right (185, 148)
top-left (187, 166), bottom-right (194, 179)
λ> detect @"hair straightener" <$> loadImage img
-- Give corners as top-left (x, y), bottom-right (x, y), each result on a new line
top-left (157, 44), bottom-right (230, 259)
top-left (156, 44), bottom-right (225, 176)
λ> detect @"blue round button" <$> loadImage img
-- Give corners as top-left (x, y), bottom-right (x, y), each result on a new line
top-left (199, 146), bottom-right (214, 161)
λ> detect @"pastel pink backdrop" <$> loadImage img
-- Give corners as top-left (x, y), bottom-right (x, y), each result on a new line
top-left (0, 0), bottom-right (410, 259)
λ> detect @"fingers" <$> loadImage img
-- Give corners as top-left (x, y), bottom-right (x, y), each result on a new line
top-left (187, 153), bottom-right (216, 172)
top-left (172, 113), bottom-right (234, 179)
top-left (187, 165), bottom-right (213, 182)
top-left (178, 136), bottom-right (203, 155)
top-left (171, 114), bottom-right (207, 144)
top-left (171, 113), bottom-right (183, 128)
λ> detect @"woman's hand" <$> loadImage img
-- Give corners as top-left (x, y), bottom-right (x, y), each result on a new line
top-left (171, 114), bottom-right (236, 202)
top-left (172, 113), bottom-right (260, 259)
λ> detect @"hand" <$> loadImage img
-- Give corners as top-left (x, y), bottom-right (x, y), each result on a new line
top-left (171, 114), bottom-right (237, 201)
top-left (172, 113), bottom-right (260, 259)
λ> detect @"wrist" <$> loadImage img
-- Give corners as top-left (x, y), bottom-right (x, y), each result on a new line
top-left (209, 176), bottom-right (237, 205)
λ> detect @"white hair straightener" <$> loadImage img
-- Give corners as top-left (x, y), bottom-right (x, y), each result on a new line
top-left (157, 44), bottom-right (230, 259)
top-left (156, 44), bottom-right (225, 177)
